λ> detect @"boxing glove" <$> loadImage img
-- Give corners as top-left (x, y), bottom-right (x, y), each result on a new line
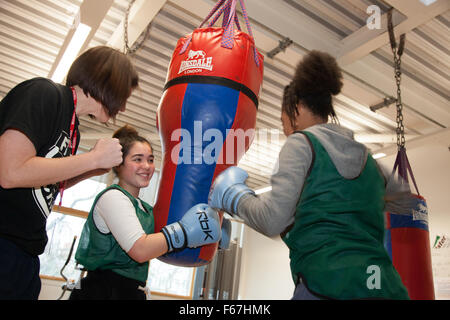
top-left (208, 166), bottom-right (255, 215)
top-left (161, 203), bottom-right (221, 253)
top-left (219, 217), bottom-right (232, 250)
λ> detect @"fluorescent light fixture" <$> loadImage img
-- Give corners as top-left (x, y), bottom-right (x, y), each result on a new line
top-left (419, 0), bottom-right (437, 5)
top-left (51, 23), bottom-right (91, 83)
top-left (372, 153), bottom-right (386, 159)
top-left (255, 186), bottom-right (272, 195)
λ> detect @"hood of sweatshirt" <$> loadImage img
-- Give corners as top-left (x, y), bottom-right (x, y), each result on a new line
top-left (305, 123), bottom-right (368, 179)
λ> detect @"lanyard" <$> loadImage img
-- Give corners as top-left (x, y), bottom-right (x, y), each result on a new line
top-left (58, 87), bottom-right (78, 207)
top-left (68, 86), bottom-right (78, 155)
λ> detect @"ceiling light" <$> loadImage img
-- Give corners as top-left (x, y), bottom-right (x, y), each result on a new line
top-left (419, 0), bottom-right (437, 6)
top-left (51, 23), bottom-right (91, 83)
top-left (255, 186), bottom-right (272, 195)
top-left (372, 153), bottom-right (386, 159)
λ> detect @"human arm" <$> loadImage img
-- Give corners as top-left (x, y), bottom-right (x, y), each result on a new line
top-left (209, 133), bottom-right (313, 237)
top-left (64, 168), bottom-right (111, 189)
top-left (95, 191), bottom-right (221, 263)
top-left (0, 129), bottom-right (122, 189)
top-left (131, 204), bottom-right (222, 261)
top-left (375, 160), bottom-right (413, 214)
top-left (93, 190), bottom-right (166, 263)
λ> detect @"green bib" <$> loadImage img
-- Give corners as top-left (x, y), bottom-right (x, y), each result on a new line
top-left (75, 184), bottom-right (155, 283)
top-left (282, 132), bottom-right (409, 299)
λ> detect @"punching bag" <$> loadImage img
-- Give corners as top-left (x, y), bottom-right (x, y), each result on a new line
top-left (384, 147), bottom-right (435, 299)
top-left (154, 0), bottom-right (264, 267)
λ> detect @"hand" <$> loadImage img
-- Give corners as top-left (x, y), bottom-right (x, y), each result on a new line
top-left (91, 138), bottom-right (123, 169)
top-left (219, 217), bottom-right (232, 250)
top-left (208, 166), bottom-right (254, 215)
top-left (161, 203), bottom-right (221, 253)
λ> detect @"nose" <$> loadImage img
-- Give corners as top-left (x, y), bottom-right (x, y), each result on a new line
top-left (142, 159), bottom-right (154, 170)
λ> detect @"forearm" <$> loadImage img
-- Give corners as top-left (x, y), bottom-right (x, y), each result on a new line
top-left (127, 233), bottom-right (169, 263)
top-left (2, 152), bottom-right (98, 189)
top-left (65, 168), bottom-right (110, 189)
top-left (0, 129), bottom-right (121, 189)
top-left (237, 191), bottom-right (297, 238)
top-left (235, 133), bottom-right (313, 237)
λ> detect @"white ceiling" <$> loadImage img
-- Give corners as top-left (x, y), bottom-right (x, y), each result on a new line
top-left (1, 0), bottom-right (449, 189)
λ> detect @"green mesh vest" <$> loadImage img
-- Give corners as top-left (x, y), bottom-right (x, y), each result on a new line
top-left (282, 132), bottom-right (409, 299)
top-left (75, 184), bottom-right (155, 283)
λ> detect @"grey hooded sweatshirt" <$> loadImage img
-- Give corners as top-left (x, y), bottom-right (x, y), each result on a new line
top-left (237, 123), bottom-right (406, 238)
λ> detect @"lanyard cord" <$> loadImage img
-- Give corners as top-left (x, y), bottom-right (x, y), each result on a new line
top-left (58, 87), bottom-right (78, 207)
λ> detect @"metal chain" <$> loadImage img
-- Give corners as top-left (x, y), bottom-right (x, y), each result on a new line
top-left (388, 9), bottom-right (406, 150)
top-left (392, 45), bottom-right (405, 149)
top-left (124, 0), bottom-right (135, 54)
top-left (124, 0), bottom-right (151, 55)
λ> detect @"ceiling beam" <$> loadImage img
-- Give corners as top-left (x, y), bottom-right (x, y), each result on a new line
top-left (337, 0), bottom-right (450, 65)
top-left (107, 0), bottom-right (168, 51)
top-left (354, 133), bottom-right (419, 144)
top-left (48, 0), bottom-right (114, 78)
top-left (373, 127), bottom-right (450, 156)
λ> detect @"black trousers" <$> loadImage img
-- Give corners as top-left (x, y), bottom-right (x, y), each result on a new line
top-left (0, 238), bottom-right (41, 300)
top-left (69, 269), bottom-right (146, 300)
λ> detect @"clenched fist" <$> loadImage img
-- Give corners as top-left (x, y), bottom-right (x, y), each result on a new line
top-left (91, 138), bottom-right (123, 169)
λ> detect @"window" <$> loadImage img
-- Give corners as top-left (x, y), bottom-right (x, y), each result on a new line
top-left (39, 211), bottom-right (85, 281)
top-left (148, 259), bottom-right (195, 298)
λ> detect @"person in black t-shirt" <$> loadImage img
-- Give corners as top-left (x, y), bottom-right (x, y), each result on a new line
top-left (0, 46), bottom-right (139, 300)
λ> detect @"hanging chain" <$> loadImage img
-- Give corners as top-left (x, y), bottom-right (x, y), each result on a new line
top-left (124, 0), bottom-right (151, 55)
top-left (388, 9), bottom-right (406, 150)
top-left (124, 0), bottom-right (134, 54)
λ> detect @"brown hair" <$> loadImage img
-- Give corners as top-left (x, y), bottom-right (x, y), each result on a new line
top-left (66, 46), bottom-right (139, 119)
top-left (112, 125), bottom-right (152, 175)
top-left (282, 50), bottom-right (343, 127)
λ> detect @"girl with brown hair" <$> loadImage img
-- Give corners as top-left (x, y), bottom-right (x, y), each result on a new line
top-left (69, 125), bottom-right (221, 300)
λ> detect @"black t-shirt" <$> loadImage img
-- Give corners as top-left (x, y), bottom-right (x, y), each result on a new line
top-left (0, 78), bottom-right (80, 256)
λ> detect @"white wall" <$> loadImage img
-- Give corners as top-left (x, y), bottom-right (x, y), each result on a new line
top-left (238, 227), bottom-right (294, 300)
top-left (39, 278), bottom-right (71, 300)
top-left (377, 143), bottom-right (450, 237)
top-left (238, 140), bottom-right (450, 300)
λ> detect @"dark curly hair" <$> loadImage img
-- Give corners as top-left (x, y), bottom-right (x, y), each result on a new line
top-left (282, 50), bottom-right (343, 127)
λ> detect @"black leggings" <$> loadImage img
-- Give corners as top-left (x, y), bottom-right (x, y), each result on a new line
top-left (69, 269), bottom-right (146, 300)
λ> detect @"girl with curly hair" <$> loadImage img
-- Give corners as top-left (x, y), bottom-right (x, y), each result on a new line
top-left (209, 50), bottom-right (409, 300)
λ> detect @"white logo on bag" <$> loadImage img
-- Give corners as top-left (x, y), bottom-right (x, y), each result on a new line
top-left (188, 50), bottom-right (206, 59)
top-left (412, 202), bottom-right (428, 224)
top-left (178, 50), bottom-right (213, 74)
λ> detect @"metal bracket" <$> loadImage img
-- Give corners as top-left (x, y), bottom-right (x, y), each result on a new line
top-left (370, 97), bottom-right (397, 112)
top-left (267, 37), bottom-right (293, 59)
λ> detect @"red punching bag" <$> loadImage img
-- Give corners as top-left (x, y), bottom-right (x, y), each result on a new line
top-left (384, 147), bottom-right (435, 299)
top-left (154, 0), bottom-right (264, 267)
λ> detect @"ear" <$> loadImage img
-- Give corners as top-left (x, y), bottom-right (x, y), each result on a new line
top-left (296, 101), bottom-right (305, 115)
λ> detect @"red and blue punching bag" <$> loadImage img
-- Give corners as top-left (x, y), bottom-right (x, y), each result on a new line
top-left (384, 147), bottom-right (435, 299)
top-left (154, 0), bottom-right (264, 267)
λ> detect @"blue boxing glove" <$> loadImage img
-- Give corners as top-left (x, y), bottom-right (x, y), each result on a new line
top-left (161, 203), bottom-right (221, 253)
top-left (208, 166), bottom-right (255, 215)
top-left (219, 217), bottom-right (232, 250)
